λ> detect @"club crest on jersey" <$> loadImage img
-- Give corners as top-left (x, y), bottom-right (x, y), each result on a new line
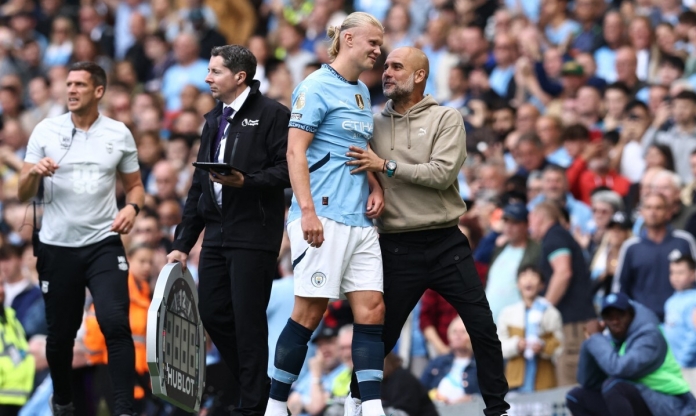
top-left (311, 272), bottom-right (327, 288)
top-left (294, 92), bottom-right (306, 110)
top-left (118, 256), bottom-right (128, 271)
top-left (60, 135), bottom-right (71, 149)
top-left (355, 94), bottom-right (365, 109)
top-left (106, 142), bottom-right (113, 153)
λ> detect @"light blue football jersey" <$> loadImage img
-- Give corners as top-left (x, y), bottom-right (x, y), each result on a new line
top-left (287, 64), bottom-right (373, 228)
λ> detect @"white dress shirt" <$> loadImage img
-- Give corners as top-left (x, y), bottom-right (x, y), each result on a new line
top-left (215, 86), bottom-right (251, 206)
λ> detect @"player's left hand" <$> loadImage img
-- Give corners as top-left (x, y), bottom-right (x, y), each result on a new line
top-left (366, 186), bottom-right (384, 219)
top-left (111, 204), bottom-right (138, 234)
top-left (210, 170), bottom-right (244, 187)
top-left (346, 145), bottom-right (385, 174)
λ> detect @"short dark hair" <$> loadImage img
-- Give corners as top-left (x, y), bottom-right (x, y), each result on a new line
top-left (660, 54), bottom-right (685, 73)
top-left (265, 57), bottom-right (285, 77)
top-left (492, 100), bottom-right (516, 116)
top-left (169, 133), bottom-right (196, 149)
top-left (147, 30), bottom-right (168, 44)
top-left (517, 264), bottom-right (543, 280)
top-left (453, 62), bottom-right (473, 78)
top-left (0, 244), bottom-right (23, 260)
top-left (516, 133), bottom-right (543, 149)
top-left (605, 82), bottom-right (631, 97)
top-left (543, 163), bottom-right (567, 176)
top-left (675, 90), bottom-right (696, 103)
top-left (679, 10), bottom-right (696, 26)
top-left (284, 22), bottom-right (307, 38)
top-left (603, 130), bottom-right (620, 146)
top-left (211, 45), bottom-right (257, 86)
top-left (68, 61), bottom-right (107, 89)
top-left (31, 75), bottom-right (50, 88)
top-left (304, 61), bottom-right (322, 73)
top-left (624, 99), bottom-right (648, 115)
top-left (561, 124), bottom-right (590, 142)
top-left (649, 144), bottom-right (676, 172)
top-left (0, 85), bottom-right (19, 96)
top-left (671, 254), bottom-right (696, 271)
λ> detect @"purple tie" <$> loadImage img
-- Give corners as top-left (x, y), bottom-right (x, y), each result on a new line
top-left (212, 106), bottom-right (234, 160)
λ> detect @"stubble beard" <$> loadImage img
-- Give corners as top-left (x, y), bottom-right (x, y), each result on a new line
top-left (384, 72), bottom-right (415, 103)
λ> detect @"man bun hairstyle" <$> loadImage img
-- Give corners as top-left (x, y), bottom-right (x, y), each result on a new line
top-left (327, 12), bottom-right (384, 62)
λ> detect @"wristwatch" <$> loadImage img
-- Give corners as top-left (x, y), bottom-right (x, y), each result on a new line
top-left (385, 160), bottom-right (397, 177)
top-left (129, 203), bottom-right (140, 216)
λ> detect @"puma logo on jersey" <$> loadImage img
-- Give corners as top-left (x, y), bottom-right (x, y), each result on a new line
top-left (418, 128), bottom-right (427, 136)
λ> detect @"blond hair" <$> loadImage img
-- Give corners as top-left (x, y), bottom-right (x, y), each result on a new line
top-left (533, 200), bottom-right (563, 223)
top-left (327, 12), bottom-right (384, 62)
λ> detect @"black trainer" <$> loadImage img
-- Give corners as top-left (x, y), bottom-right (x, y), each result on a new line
top-left (49, 394), bottom-right (75, 416)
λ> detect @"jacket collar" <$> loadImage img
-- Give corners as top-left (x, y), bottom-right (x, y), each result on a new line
top-left (639, 225), bottom-right (675, 242)
top-left (204, 80), bottom-right (262, 127)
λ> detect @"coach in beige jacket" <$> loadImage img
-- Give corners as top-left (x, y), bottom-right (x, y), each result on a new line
top-left (345, 47), bottom-right (510, 416)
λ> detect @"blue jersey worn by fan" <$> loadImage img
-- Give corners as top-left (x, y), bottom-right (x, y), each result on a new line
top-left (287, 64), bottom-right (373, 227)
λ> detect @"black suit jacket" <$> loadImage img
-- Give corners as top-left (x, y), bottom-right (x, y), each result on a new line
top-left (173, 80), bottom-right (290, 254)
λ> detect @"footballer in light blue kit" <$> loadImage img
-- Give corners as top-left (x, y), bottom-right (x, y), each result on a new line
top-left (286, 63), bottom-right (384, 298)
top-left (265, 13), bottom-right (388, 416)
top-left (287, 64), bottom-right (374, 228)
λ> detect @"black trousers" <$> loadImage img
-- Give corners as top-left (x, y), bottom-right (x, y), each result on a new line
top-left (37, 236), bottom-right (134, 416)
top-left (197, 247), bottom-right (277, 416)
top-left (349, 226), bottom-right (509, 416)
top-left (0, 405), bottom-right (20, 416)
top-left (566, 379), bottom-right (653, 416)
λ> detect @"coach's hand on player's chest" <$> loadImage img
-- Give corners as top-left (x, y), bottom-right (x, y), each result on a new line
top-left (346, 145), bottom-right (385, 174)
top-left (210, 170), bottom-right (244, 188)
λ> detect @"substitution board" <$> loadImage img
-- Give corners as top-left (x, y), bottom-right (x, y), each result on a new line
top-left (147, 262), bottom-right (206, 412)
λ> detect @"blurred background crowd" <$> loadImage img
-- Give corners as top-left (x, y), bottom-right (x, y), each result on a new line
top-left (2, 0), bottom-right (696, 414)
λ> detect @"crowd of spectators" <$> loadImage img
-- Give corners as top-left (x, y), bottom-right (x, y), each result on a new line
top-left (4, 0), bottom-right (696, 415)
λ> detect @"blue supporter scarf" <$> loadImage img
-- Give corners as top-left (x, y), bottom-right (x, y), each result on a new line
top-left (520, 297), bottom-right (549, 392)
